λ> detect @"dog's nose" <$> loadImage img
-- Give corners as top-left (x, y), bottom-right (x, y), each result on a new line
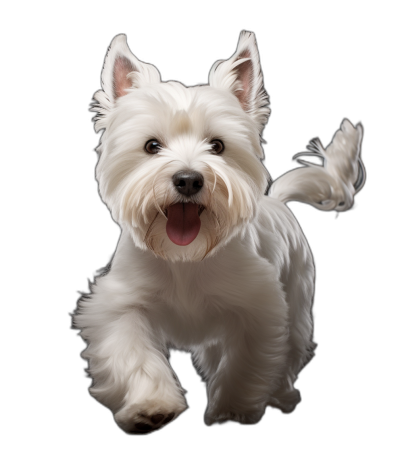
top-left (172, 171), bottom-right (204, 196)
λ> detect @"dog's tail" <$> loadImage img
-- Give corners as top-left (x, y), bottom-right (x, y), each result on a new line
top-left (268, 119), bottom-right (365, 211)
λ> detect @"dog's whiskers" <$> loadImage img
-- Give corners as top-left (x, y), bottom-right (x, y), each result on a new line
top-left (204, 162), bottom-right (218, 194)
top-left (144, 212), bottom-right (159, 250)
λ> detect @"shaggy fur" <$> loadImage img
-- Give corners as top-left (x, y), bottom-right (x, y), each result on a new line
top-left (73, 31), bottom-right (365, 433)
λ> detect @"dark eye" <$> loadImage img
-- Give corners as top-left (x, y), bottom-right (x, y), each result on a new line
top-left (145, 139), bottom-right (162, 154)
top-left (210, 139), bottom-right (224, 155)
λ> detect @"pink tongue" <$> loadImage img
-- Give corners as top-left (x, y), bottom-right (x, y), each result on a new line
top-left (166, 203), bottom-right (201, 246)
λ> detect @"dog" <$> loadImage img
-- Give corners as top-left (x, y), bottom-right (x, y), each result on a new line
top-left (73, 31), bottom-right (365, 434)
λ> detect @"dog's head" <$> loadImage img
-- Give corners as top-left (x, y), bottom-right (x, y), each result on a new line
top-left (93, 31), bottom-right (271, 261)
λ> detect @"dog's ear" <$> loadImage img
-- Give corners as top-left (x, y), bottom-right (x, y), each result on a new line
top-left (209, 31), bottom-right (270, 132)
top-left (92, 34), bottom-right (161, 131)
top-left (100, 34), bottom-right (160, 101)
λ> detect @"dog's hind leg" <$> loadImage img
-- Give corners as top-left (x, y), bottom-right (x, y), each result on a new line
top-left (270, 242), bottom-right (316, 413)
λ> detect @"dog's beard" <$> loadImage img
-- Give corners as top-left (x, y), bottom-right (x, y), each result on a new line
top-left (103, 155), bottom-right (262, 262)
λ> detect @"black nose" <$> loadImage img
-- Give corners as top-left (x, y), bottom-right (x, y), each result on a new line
top-left (172, 171), bottom-right (204, 196)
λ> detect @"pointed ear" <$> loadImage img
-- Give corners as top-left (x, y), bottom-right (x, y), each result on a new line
top-left (209, 31), bottom-right (270, 132)
top-left (91, 34), bottom-right (161, 131)
top-left (100, 34), bottom-right (161, 102)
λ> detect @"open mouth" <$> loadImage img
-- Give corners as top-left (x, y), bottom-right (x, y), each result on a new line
top-left (165, 203), bottom-right (204, 246)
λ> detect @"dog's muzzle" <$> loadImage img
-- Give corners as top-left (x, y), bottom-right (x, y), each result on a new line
top-left (165, 171), bottom-right (205, 246)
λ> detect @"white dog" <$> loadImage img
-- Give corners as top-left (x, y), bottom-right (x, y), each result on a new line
top-left (73, 31), bottom-right (365, 433)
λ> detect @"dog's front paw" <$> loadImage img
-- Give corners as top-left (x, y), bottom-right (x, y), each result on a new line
top-left (115, 396), bottom-right (187, 434)
top-left (204, 404), bottom-right (265, 426)
top-left (270, 388), bottom-right (301, 413)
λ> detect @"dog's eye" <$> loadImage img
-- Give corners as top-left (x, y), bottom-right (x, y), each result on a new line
top-left (210, 139), bottom-right (224, 155)
top-left (145, 139), bottom-right (162, 154)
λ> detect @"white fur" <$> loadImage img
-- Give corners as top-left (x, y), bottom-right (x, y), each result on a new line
top-left (73, 31), bottom-right (365, 432)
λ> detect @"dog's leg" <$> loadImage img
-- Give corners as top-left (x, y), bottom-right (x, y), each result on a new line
top-left (73, 278), bottom-right (187, 434)
top-left (270, 245), bottom-right (316, 413)
top-left (202, 304), bottom-right (290, 425)
top-left (202, 321), bottom-right (289, 425)
top-left (192, 342), bottom-right (223, 383)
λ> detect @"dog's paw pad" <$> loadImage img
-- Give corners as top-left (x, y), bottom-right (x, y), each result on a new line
top-left (147, 412), bottom-right (175, 425)
top-left (162, 412), bottom-right (175, 424)
top-left (134, 422), bottom-right (153, 432)
top-left (127, 412), bottom-right (176, 433)
top-left (114, 392), bottom-right (187, 434)
top-left (150, 413), bottom-right (164, 424)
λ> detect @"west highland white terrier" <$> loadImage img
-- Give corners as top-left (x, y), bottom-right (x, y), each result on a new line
top-left (73, 31), bottom-right (365, 433)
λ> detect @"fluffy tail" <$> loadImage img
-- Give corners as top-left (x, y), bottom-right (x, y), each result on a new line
top-left (268, 119), bottom-right (365, 211)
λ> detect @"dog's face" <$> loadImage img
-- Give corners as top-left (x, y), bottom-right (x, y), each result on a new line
top-left (93, 32), bottom-right (271, 261)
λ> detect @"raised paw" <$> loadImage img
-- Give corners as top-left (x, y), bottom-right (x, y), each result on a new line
top-left (123, 412), bottom-right (176, 434)
top-left (114, 398), bottom-right (186, 434)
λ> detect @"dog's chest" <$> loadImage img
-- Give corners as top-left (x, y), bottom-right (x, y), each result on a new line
top-left (161, 262), bottom-right (219, 316)
top-left (154, 260), bottom-right (240, 345)
top-left (158, 243), bottom-right (280, 318)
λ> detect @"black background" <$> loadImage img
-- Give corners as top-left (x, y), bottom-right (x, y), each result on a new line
top-left (30, 3), bottom-right (391, 466)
